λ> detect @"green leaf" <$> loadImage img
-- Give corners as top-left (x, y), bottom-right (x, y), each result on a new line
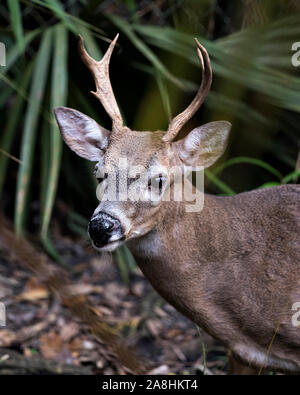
top-left (30, 0), bottom-right (105, 37)
top-left (107, 14), bottom-right (184, 90)
top-left (205, 170), bottom-right (235, 195)
top-left (40, 118), bottom-right (50, 217)
top-left (7, 0), bottom-right (24, 52)
top-left (281, 169), bottom-right (300, 184)
top-left (0, 61), bottom-right (34, 200)
top-left (40, 24), bottom-right (68, 246)
top-left (2, 29), bottom-right (41, 75)
top-left (77, 24), bottom-right (102, 60)
top-left (206, 92), bottom-right (270, 127)
top-left (257, 182), bottom-right (281, 189)
top-left (14, 29), bottom-right (53, 237)
top-left (125, 0), bottom-right (139, 23)
top-left (0, 85), bottom-right (13, 110)
top-left (214, 157), bottom-right (283, 180)
top-left (121, 245), bottom-right (136, 273)
top-left (134, 21), bottom-right (300, 113)
top-left (114, 246), bottom-right (134, 284)
top-left (154, 69), bottom-right (172, 122)
top-left (132, 62), bottom-right (172, 121)
top-left (44, 0), bottom-right (77, 34)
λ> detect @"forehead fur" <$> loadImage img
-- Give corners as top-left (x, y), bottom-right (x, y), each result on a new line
top-left (104, 130), bottom-right (166, 169)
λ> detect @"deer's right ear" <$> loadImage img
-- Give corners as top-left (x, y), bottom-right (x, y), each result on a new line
top-left (171, 121), bottom-right (231, 170)
top-left (54, 107), bottom-right (110, 161)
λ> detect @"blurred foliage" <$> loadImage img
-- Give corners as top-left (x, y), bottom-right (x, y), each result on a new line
top-left (0, 0), bottom-right (300, 271)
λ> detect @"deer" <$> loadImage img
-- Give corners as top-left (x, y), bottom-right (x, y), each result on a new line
top-left (54, 34), bottom-right (300, 375)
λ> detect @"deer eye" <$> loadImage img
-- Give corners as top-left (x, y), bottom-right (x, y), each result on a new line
top-left (148, 174), bottom-right (165, 194)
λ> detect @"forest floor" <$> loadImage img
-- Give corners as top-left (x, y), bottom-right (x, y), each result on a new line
top-left (0, 225), bottom-right (228, 375)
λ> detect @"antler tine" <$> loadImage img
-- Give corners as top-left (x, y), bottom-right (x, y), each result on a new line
top-left (163, 39), bottom-right (212, 143)
top-left (78, 34), bottom-right (123, 129)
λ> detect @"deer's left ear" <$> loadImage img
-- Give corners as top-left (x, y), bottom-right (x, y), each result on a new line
top-left (173, 121), bottom-right (231, 169)
top-left (54, 106), bottom-right (110, 162)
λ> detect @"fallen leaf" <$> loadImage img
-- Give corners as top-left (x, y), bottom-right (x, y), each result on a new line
top-left (165, 328), bottom-right (181, 338)
top-left (66, 284), bottom-right (104, 296)
top-left (39, 330), bottom-right (63, 359)
top-left (131, 282), bottom-right (144, 297)
top-left (60, 322), bottom-right (79, 342)
top-left (0, 330), bottom-right (16, 347)
top-left (69, 337), bottom-right (82, 352)
top-left (24, 277), bottom-right (43, 290)
top-left (88, 305), bottom-right (103, 318)
top-left (146, 320), bottom-right (161, 338)
top-left (154, 306), bottom-right (168, 318)
top-left (16, 287), bottom-right (49, 302)
top-left (17, 321), bottom-right (48, 342)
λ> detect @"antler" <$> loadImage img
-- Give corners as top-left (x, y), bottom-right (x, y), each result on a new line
top-left (162, 39), bottom-right (212, 143)
top-left (78, 34), bottom-right (123, 129)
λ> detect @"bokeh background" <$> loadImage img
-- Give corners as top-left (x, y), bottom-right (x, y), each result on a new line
top-left (0, 0), bottom-right (300, 375)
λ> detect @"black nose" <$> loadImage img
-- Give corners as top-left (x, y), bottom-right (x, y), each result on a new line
top-left (88, 213), bottom-right (122, 248)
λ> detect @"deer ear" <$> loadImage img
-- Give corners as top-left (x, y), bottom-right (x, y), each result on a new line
top-left (173, 121), bottom-right (231, 169)
top-left (54, 107), bottom-right (110, 161)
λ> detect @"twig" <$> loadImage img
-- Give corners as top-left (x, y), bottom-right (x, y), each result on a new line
top-left (0, 148), bottom-right (21, 164)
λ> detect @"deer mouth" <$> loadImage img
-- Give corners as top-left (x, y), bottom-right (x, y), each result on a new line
top-left (91, 237), bottom-right (125, 252)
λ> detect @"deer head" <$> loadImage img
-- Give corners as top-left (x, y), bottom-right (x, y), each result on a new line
top-left (54, 35), bottom-right (231, 251)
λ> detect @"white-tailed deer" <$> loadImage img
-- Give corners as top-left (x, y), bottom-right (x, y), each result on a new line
top-left (54, 35), bottom-right (300, 374)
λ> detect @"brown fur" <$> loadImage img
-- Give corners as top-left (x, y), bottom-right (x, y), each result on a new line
top-left (127, 183), bottom-right (300, 373)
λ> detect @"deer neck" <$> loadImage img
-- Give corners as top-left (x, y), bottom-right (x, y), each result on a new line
top-left (127, 192), bottom-right (227, 264)
top-left (126, 192), bottom-right (231, 335)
